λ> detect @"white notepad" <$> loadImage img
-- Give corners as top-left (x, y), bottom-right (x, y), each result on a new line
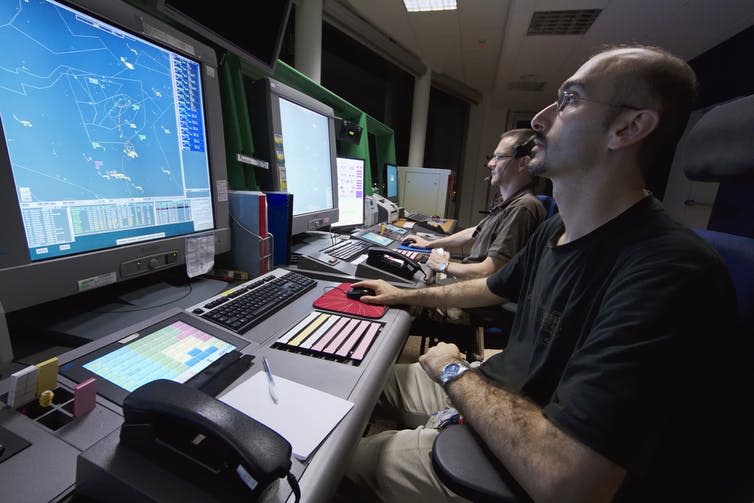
top-left (219, 371), bottom-right (354, 461)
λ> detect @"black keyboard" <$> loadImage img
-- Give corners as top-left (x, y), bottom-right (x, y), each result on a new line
top-left (321, 239), bottom-right (371, 262)
top-left (189, 270), bottom-right (316, 334)
top-left (404, 211), bottom-right (430, 222)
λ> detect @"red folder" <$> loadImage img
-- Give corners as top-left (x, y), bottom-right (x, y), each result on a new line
top-left (312, 283), bottom-right (387, 319)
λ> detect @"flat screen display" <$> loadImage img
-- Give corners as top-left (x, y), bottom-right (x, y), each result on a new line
top-left (0, 0), bottom-right (214, 262)
top-left (279, 97), bottom-right (335, 217)
top-left (386, 163), bottom-right (398, 201)
top-left (157, 0), bottom-right (292, 74)
top-left (332, 157), bottom-right (365, 228)
top-left (360, 231), bottom-right (393, 247)
top-left (60, 311), bottom-right (248, 405)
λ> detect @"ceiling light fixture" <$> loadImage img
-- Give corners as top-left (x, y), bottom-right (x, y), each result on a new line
top-left (403, 0), bottom-right (457, 13)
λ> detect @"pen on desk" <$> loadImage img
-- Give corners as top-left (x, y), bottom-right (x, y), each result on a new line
top-left (262, 357), bottom-right (279, 404)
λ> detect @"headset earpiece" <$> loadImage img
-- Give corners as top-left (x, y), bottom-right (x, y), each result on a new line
top-left (513, 136), bottom-right (535, 158)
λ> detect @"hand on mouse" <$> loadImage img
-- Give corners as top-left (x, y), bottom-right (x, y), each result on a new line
top-left (405, 235), bottom-right (431, 248)
top-left (350, 279), bottom-right (402, 305)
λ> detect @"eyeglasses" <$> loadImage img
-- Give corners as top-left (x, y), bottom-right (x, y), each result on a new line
top-left (556, 90), bottom-right (641, 113)
top-left (490, 153), bottom-right (514, 162)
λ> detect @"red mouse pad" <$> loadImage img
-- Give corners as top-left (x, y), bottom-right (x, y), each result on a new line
top-left (312, 283), bottom-right (387, 319)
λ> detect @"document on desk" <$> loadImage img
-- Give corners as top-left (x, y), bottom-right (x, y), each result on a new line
top-left (219, 371), bottom-right (354, 461)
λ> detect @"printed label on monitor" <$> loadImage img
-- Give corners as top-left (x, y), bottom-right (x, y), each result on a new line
top-left (78, 272), bottom-right (117, 292)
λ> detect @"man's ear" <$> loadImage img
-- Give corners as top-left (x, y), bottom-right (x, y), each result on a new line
top-left (607, 109), bottom-right (660, 151)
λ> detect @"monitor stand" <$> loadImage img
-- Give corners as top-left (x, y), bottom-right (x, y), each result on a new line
top-left (47, 274), bottom-right (229, 344)
top-left (4, 269), bottom-right (231, 367)
top-left (290, 231), bottom-right (349, 256)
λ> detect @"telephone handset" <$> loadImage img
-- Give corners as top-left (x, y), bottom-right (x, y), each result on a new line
top-left (366, 246), bottom-right (424, 280)
top-left (121, 379), bottom-right (296, 500)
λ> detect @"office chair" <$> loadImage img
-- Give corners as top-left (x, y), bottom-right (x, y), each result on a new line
top-left (414, 297), bottom-right (516, 362)
top-left (677, 93), bottom-right (754, 335)
top-left (535, 194), bottom-right (559, 219)
top-left (431, 94), bottom-right (754, 502)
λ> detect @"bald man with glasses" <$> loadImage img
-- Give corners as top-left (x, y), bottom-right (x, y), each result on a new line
top-left (340, 44), bottom-right (749, 502)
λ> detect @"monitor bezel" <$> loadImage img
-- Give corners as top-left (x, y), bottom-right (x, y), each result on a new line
top-left (152, 0), bottom-right (293, 76)
top-left (251, 77), bottom-right (340, 236)
top-left (385, 162), bottom-right (399, 202)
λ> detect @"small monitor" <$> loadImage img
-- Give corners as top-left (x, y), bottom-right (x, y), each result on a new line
top-left (60, 311), bottom-right (248, 406)
top-left (332, 157), bottom-right (365, 230)
top-left (359, 231), bottom-right (393, 247)
top-left (385, 163), bottom-right (399, 202)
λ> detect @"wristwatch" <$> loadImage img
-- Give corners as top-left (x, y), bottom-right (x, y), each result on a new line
top-left (439, 360), bottom-right (471, 387)
top-left (437, 260), bottom-right (448, 272)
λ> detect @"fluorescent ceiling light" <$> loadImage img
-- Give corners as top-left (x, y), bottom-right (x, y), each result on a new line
top-left (403, 0), bottom-right (457, 12)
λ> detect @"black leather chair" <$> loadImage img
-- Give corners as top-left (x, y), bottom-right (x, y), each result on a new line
top-left (432, 93), bottom-right (754, 502)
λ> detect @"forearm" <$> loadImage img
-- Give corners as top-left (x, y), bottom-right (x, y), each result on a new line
top-left (429, 227), bottom-right (475, 249)
top-left (446, 256), bottom-right (504, 280)
top-left (446, 372), bottom-right (625, 502)
top-left (396, 277), bottom-right (504, 308)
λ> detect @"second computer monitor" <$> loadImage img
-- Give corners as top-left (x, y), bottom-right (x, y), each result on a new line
top-left (332, 156), bottom-right (365, 230)
top-left (385, 163), bottom-right (398, 203)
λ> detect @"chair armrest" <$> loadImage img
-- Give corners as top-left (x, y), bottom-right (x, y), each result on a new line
top-left (431, 424), bottom-right (531, 502)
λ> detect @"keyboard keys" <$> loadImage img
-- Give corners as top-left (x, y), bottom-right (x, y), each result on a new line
top-left (197, 271), bottom-right (316, 334)
top-left (321, 239), bottom-right (370, 262)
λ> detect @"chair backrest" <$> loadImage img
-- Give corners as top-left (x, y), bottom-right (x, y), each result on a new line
top-left (535, 194), bottom-right (558, 219)
top-left (677, 93), bottom-right (754, 336)
top-left (691, 228), bottom-right (754, 331)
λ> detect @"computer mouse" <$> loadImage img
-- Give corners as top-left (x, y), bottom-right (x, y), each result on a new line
top-left (346, 287), bottom-right (375, 300)
top-left (401, 238), bottom-right (416, 246)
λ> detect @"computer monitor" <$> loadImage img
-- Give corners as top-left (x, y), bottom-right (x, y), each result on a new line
top-left (250, 78), bottom-right (339, 236)
top-left (332, 156), bottom-right (365, 230)
top-left (385, 163), bottom-right (399, 202)
top-left (0, 0), bottom-right (231, 314)
top-left (153, 0), bottom-right (293, 76)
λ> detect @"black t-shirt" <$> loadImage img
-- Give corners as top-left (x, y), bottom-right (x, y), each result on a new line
top-left (481, 196), bottom-right (751, 500)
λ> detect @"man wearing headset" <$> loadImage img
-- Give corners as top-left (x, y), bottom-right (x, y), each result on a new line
top-left (404, 128), bottom-right (546, 281)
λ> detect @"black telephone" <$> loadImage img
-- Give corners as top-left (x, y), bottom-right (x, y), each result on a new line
top-left (121, 379), bottom-right (296, 500)
top-left (366, 246), bottom-right (423, 280)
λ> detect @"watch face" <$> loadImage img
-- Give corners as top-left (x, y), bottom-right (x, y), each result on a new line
top-left (441, 362), bottom-right (464, 385)
top-left (445, 363), bottom-right (461, 374)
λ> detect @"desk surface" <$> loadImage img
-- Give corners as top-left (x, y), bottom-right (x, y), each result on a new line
top-left (0, 269), bottom-right (411, 503)
top-left (396, 218), bottom-right (457, 234)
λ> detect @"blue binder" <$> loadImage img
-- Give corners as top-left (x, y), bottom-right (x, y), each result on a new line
top-left (265, 192), bottom-right (294, 266)
top-left (228, 190), bottom-right (270, 278)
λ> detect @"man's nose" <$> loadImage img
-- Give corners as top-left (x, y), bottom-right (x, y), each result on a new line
top-left (531, 101), bottom-right (557, 132)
